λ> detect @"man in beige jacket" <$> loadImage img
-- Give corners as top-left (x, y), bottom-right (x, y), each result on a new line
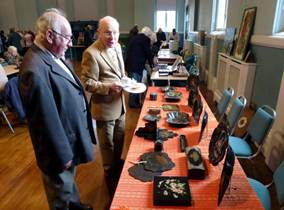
top-left (81, 16), bottom-right (126, 195)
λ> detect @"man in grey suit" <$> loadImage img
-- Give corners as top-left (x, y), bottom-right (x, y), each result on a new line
top-left (81, 16), bottom-right (126, 196)
top-left (19, 9), bottom-right (95, 210)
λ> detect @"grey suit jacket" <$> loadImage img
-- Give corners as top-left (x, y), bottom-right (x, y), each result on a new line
top-left (81, 40), bottom-right (126, 121)
top-left (19, 44), bottom-right (96, 177)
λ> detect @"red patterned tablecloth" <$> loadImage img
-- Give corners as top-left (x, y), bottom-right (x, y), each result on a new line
top-left (110, 87), bottom-right (264, 210)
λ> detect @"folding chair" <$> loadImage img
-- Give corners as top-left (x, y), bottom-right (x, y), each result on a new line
top-left (0, 103), bottom-right (14, 133)
top-left (227, 96), bottom-right (247, 135)
top-left (229, 105), bottom-right (276, 159)
top-left (248, 159), bottom-right (284, 210)
top-left (216, 87), bottom-right (234, 121)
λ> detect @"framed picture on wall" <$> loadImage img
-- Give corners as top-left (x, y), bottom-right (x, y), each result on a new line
top-left (222, 27), bottom-right (236, 55)
top-left (233, 7), bottom-right (257, 61)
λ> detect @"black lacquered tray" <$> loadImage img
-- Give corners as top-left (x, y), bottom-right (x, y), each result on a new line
top-left (167, 111), bottom-right (190, 127)
top-left (153, 176), bottom-right (191, 206)
top-left (164, 91), bottom-right (182, 102)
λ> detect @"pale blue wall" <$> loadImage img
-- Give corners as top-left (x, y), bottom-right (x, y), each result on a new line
top-left (1, 0), bottom-right (184, 34)
top-left (192, 0), bottom-right (282, 108)
top-left (36, 0), bottom-right (57, 16)
top-left (15, 0), bottom-right (38, 31)
top-left (114, 0), bottom-right (134, 32)
top-left (251, 46), bottom-right (284, 108)
top-left (237, 0), bottom-right (281, 108)
top-left (176, 0), bottom-right (185, 32)
top-left (97, 0), bottom-right (107, 20)
top-left (197, 0), bottom-right (212, 31)
top-left (65, 0), bottom-right (75, 20)
top-left (197, 0), bottom-right (277, 35)
top-left (241, 0), bottom-right (277, 35)
top-left (134, 0), bottom-right (156, 30)
top-left (226, 0), bottom-right (243, 29)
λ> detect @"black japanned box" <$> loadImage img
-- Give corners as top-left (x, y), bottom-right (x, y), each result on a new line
top-left (153, 176), bottom-right (192, 206)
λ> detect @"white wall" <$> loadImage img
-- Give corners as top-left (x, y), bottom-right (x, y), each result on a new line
top-left (0, 0), bottom-right (184, 35)
top-left (198, 0), bottom-right (212, 31)
top-left (73, 0), bottom-right (99, 21)
top-left (0, 0), bottom-right (18, 32)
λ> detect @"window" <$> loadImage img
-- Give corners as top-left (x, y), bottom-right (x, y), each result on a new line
top-left (273, 0), bottom-right (284, 35)
top-left (156, 10), bottom-right (176, 32)
top-left (156, 0), bottom-right (176, 32)
top-left (211, 0), bottom-right (228, 31)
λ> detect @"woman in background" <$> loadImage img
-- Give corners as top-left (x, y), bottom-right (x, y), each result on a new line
top-left (4, 46), bottom-right (22, 66)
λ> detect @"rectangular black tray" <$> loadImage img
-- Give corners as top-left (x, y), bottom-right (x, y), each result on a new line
top-left (153, 176), bottom-right (191, 206)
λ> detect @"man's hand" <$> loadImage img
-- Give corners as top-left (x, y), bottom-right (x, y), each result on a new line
top-left (63, 160), bottom-right (72, 170)
top-left (110, 82), bottom-right (123, 93)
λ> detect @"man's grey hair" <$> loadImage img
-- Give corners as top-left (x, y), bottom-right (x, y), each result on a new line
top-left (35, 8), bottom-right (67, 42)
top-left (98, 16), bottom-right (119, 30)
top-left (45, 8), bottom-right (66, 17)
top-left (141, 26), bottom-right (157, 44)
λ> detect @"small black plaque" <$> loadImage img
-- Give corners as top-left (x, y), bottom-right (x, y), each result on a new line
top-left (153, 176), bottom-right (191, 206)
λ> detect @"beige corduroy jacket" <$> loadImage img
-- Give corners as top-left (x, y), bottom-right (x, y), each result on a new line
top-left (81, 40), bottom-right (126, 121)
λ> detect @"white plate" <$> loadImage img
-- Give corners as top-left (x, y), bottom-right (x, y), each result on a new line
top-left (123, 83), bottom-right (147, 93)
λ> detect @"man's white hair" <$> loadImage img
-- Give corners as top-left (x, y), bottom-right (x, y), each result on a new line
top-left (98, 16), bottom-right (119, 30)
top-left (35, 8), bottom-right (68, 42)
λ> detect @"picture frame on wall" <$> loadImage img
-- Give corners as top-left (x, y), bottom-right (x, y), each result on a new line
top-left (233, 7), bottom-right (257, 61)
top-left (222, 27), bottom-right (236, 55)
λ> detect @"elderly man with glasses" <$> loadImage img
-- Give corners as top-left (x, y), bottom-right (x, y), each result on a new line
top-left (18, 8), bottom-right (96, 210)
top-left (81, 16), bottom-right (126, 198)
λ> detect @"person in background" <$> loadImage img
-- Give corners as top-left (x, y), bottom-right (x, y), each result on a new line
top-left (0, 64), bottom-right (8, 105)
top-left (3, 46), bottom-right (22, 66)
top-left (77, 31), bottom-right (85, 45)
top-left (126, 26), bottom-right (154, 108)
top-left (7, 28), bottom-right (23, 56)
top-left (0, 64), bottom-right (8, 92)
top-left (0, 36), bottom-right (4, 57)
top-left (0, 30), bottom-right (7, 50)
top-left (139, 27), bottom-right (158, 81)
top-left (81, 16), bottom-right (126, 198)
top-left (128, 24), bottom-right (139, 41)
top-left (168, 28), bottom-right (179, 42)
top-left (155, 27), bottom-right (166, 48)
top-left (84, 24), bottom-right (93, 47)
top-left (18, 8), bottom-right (96, 210)
top-left (22, 30), bottom-right (35, 55)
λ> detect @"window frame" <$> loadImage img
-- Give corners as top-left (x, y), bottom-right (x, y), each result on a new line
top-left (273, 0), bottom-right (284, 35)
top-left (211, 0), bottom-right (228, 32)
top-left (155, 10), bottom-right (176, 32)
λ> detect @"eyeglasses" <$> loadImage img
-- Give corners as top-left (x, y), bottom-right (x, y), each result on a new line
top-left (51, 29), bottom-right (73, 43)
top-left (103, 31), bottom-right (119, 37)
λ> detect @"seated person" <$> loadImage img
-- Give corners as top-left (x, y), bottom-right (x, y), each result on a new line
top-left (168, 28), bottom-right (179, 42)
top-left (0, 63), bottom-right (25, 122)
top-left (0, 64), bottom-right (7, 84)
top-left (3, 46), bottom-right (22, 66)
top-left (3, 76), bottom-right (26, 122)
top-left (0, 64), bottom-right (8, 101)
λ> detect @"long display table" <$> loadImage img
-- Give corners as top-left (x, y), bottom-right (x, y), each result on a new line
top-left (110, 87), bottom-right (264, 210)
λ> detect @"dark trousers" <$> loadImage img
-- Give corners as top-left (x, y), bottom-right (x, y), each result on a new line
top-left (41, 166), bottom-right (80, 210)
top-left (128, 72), bottom-right (143, 108)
